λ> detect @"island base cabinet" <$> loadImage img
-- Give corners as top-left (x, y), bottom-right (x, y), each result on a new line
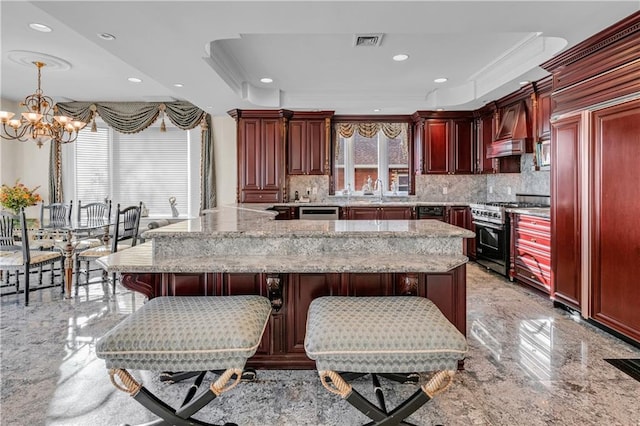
top-left (120, 267), bottom-right (467, 369)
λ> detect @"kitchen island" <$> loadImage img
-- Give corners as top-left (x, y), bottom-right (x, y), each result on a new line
top-left (99, 205), bottom-right (475, 369)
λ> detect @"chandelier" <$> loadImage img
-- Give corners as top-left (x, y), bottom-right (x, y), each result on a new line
top-left (0, 61), bottom-right (87, 148)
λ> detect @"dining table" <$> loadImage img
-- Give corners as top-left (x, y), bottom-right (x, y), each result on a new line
top-left (34, 218), bottom-right (112, 298)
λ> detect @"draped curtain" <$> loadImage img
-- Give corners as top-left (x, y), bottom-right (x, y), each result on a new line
top-left (334, 122), bottom-right (408, 157)
top-left (53, 101), bottom-right (216, 212)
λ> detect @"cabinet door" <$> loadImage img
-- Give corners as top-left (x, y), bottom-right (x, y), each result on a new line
top-left (261, 118), bottom-right (282, 190)
top-left (345, 273), bottom-right (393, 296)
top-left (287, 273), bottom-right (340, 353)
top-left (452, 119), bottom-right (474, 174)
top-left (240, 118), bottom-right (262, 191)
top-left (446, 206), bottom-right (470, 256)
top-left (591, 100), bottom-right (640, 341)
top-left (379, 206), bottom-right (413, 220)
top-left (423, 119), bottom-right (450, 174)
top-left (478, 114), bottom-right (495, 174)
top-left (287, 120), bottom-right (305, 175)
top-left (347, 207), bottom-right (379, 220)
top-left (551, 115), bottom-right (582, 310)
top-left (306, 120), bottom-right (326, 175)
top-left (161, 273), bottom-right (217, 296)
top-left (537, 91), bottom-right (552, 142)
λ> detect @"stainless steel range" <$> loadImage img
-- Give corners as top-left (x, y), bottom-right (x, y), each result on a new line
top-left (470, 194), bottom-right (550, 276)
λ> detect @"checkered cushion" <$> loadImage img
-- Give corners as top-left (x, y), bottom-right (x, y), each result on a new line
top-left (96, 296), bottom-right (272, 371)
top-left (304, 296), bottom-right (467, 373)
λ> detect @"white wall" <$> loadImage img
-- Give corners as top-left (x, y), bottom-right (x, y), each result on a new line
top-left (1, 97), bottom-right (50, 219)
top-left (212, 115), bottom-right (237, 206)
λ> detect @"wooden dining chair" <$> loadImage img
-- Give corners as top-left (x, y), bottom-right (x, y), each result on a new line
top-left (75, 202), bottom-right (142, 295)
top-left (0, 209), bottom-right (64, 305)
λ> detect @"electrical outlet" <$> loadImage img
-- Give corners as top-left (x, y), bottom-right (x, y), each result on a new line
top-left (312, 186), bottom-right (318, 195)
top-left (489, 186), bottom-right (493, 194)
top-left (507, 186), bottom-right (512, 195)
top-left (442, 187), bottom-right (448, 195)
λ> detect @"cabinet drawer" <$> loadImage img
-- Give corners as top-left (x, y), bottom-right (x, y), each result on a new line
top-left (242, 190), bottom-right (280, 203)
top-left (513, 215), bottom-right (550, 233)
top-left (514, 259), bottom-right (552, 293)
top-left (514, 228), bottom-right (551, 253)
top-left (515, 246), bottom-right (551, 268)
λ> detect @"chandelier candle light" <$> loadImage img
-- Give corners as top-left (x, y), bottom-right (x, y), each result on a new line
top-left (0, 61), bottom-right (87, 148)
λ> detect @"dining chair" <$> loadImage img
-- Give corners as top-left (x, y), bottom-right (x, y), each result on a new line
top-left (75, 202), bottom-right (142, 296)
top-left (40, 201), bottom-right (73, 229)
top-left (0, 209), bottom-right (64, 306)
top-left (73, 200), bottom-right (113, 291)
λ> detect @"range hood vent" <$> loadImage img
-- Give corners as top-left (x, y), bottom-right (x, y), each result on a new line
top-left (487, 101), bottom-right (532, 158)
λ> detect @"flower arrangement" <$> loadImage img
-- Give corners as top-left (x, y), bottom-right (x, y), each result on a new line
top-left (0, 180), bottom-right (42, 215)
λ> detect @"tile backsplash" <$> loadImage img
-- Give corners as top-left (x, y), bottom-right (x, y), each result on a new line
top-left (287, 153), bottom-right (549, 203)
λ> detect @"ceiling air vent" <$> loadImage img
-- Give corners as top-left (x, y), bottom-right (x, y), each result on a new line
top-left (353, 33), bottom-right (384, 47)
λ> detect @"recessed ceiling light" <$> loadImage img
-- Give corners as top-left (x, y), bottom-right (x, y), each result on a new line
top-left (98, 33), bottom-right (116, 41)
top-left (173, 83), bottom-right (184, 88)
top-left (373, 108), bottom-right (381, 112)
top-left (519, 80), bottom-right (530, 86)
top-left (260, 77), bottom-right (273, 83)
top-left (29, 23), bottom-right (52, 33)
top-left (436, 108), bottom-right (444, 111)
top-left (127, 77), bottom-right (142, 83)
top-left (434, 77), bottom-right (448, 83)
top-left (392, 54), bottom-right (409, 62)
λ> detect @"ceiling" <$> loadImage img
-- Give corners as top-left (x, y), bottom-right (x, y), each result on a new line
top-left (2, 1), bottom-right (639, 116)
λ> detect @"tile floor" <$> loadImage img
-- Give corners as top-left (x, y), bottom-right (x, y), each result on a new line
top-left (1, 263), bottom-right (639, 425)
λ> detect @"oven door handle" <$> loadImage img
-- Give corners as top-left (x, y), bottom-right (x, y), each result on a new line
top-left (472, 220), bottom-right (504, 230)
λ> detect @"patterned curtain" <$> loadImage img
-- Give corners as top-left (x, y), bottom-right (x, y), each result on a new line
top-left (55, 101), bottom-right (216, 211)
top-left (334, 122), bottom-right (408, 158)
top-left (48, 140), bottom-right (63, 203)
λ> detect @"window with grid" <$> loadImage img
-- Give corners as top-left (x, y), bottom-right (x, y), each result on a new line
top-left (334, 125), bottom-right (409, 195)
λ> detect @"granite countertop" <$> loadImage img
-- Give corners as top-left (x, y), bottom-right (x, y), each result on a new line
top-left (506, 207), bottom-right (551, 219)
top-left (263, 199), bottom-right (472, 208)
top-left (97, 243), bottom-right (469, 274)
top-left (100, 205), bottom-right (474, 274)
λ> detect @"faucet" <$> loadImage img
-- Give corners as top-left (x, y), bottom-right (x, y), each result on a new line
top-left (374, 178), bottom-right (384, 201)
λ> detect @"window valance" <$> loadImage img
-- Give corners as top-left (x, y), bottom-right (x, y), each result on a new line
top-left (50, 101), bottom-right (215, 211)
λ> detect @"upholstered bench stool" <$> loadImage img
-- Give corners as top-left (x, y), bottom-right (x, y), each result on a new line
top-left (96, 295), bottom-right (272, 426)
top-left (304, 296), bottom-right (468, 426)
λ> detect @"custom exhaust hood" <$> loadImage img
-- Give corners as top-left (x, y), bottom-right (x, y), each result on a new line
top-left (487, 101), bottom-right (533, 158)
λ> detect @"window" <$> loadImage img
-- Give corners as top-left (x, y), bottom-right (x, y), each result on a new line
top-left (333, 122), bottom-right (410, 195)
top-left (63, 121), bottom-right (199, 218)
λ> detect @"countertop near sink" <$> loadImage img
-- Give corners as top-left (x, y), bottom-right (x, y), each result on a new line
top-left (250, 200), bottom-right (472, 208)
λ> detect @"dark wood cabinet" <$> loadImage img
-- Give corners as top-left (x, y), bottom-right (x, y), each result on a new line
top-left (287, 114), bottom-right (332, 175)
top-left (346, 206), bottom-right (414, 220)
top-left (446, 206), bottom-right (474, 258)
top-left (551, 115), bottom-right (582, 310)
top-left (511, 214), bottom-right (552, 295)
top-left (229, 109), bottom-right (293, 203)
top-left (120, 267), bottom-right (467, 369)
top-left (590, 99), bottom-right (640, 342)
top-left (416, 113), bottom-right (474, 175)
top-left (476, 113), bottom-right (496, 174)
top-left (536, 91), bottom-right (552, 142)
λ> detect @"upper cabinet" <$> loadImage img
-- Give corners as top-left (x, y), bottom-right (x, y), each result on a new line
top-left (413, 112), bottom-right (474, 175)
top-left (229, 109), bottom-right (293, 203)
top-left (287, 111), bottom-right (333, 175)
